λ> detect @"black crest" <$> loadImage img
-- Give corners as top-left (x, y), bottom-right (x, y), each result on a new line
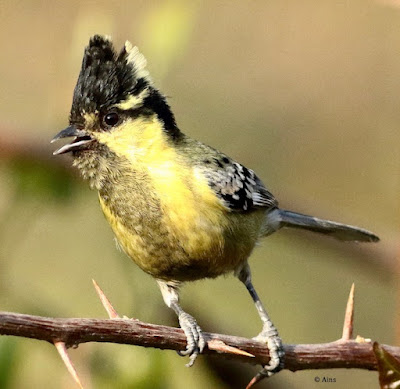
top-left (69, 35), bottom-right (178, 136)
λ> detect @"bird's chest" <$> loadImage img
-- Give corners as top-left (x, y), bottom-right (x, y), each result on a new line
top-left (97, 164), bottom-right (230, 280)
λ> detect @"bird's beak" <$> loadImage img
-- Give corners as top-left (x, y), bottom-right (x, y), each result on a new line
top-left (51, 126), bottom-right (94, 155)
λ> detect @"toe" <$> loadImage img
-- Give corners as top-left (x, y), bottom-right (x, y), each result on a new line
top-left (197, 326), bottom-right (206, 353)
top-left (177, 312), bottom-right (205, 365)
top-left (253, 328), bottom-right (284, 374)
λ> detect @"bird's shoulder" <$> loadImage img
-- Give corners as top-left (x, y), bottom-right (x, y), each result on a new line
top-left (177, 137), bottom-right (278, 212)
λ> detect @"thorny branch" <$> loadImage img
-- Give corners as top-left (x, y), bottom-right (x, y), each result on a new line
top-left (0, 312), bottom-right (395, 369)
top-left (0, 282), bottom-right (397, 388)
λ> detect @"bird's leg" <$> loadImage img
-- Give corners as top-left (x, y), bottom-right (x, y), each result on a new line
top-left (236, 263), bottom-right (284, 376)
top-left (157, 280), bottom-right (206, 367)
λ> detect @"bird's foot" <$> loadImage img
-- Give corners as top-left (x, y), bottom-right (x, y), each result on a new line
top-left (177, 312), bottom-right (206, 367)
top-left (252, 325), bottom-right (284, 376)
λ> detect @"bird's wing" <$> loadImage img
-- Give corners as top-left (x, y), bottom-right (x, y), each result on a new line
top-left (199, 155), bottom-right (278, 212)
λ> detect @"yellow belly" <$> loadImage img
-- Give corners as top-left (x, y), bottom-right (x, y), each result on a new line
top-left (99, 191), bottom-right (265, 282)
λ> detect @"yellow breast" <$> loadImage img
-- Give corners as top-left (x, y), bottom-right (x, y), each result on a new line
top-left (95, 116), bottom-right (240, 280)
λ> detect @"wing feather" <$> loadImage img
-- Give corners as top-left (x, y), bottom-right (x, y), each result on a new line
top-left (201, 156), bottom-right (278, 212)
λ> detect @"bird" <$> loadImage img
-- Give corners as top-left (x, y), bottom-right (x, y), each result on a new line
top-left (52, 35), bottom-right (379, 378)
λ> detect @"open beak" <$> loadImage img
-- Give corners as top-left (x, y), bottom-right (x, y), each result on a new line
top-left (51, 126), bottom-right (94, 155)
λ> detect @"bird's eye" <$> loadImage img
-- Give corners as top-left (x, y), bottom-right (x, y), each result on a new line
top-left (103, 112), bottom-right (120, 127)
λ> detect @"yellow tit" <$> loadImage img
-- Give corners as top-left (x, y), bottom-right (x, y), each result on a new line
top-left (52, 35), bottom-right (379, 376)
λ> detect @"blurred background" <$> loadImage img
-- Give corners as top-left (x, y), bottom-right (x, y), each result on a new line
top-left (0, 1), bottom-right (399, 388)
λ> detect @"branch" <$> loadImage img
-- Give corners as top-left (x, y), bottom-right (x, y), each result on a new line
top-left (0, 310), bottom-right (395, 371)
top-left (0, 282), bottom-right (395, 388)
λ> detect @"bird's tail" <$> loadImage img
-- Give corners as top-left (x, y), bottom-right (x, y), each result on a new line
top-left (264, 209), bottom-right (379, 242)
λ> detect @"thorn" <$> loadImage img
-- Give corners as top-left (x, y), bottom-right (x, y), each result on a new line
top-left (207, 339), bottom-right (255, 357)
top-left (246, 371), bottom-right (267, 389)
top-left (92, 279), bottom-right (120, 319)
top-left (341, 283), bottom-right (355, 341)
top-left (54, 341), bottom-right (84, 389)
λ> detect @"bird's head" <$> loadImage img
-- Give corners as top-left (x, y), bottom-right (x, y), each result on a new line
top-left (52, 35), bottom-right (180, 159)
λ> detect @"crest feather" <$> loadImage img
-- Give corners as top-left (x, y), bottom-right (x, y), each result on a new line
top-left (70, 35), bottom-right (152, 120)
top-left (69, 35), bottom-right (179, 138)
top-left (123, 41), bottom-right (150, 82)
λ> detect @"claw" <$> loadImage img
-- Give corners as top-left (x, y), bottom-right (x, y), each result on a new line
top-left (177, 311), bottom-right (205, 367)
top-left (253, 326), bottom-right (284, 374)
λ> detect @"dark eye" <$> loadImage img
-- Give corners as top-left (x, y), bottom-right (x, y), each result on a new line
top-left (103, 112), bottom-right (120, 127)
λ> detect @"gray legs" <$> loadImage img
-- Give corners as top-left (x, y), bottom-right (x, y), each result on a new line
top-left (157, 280), bottom-right (206, 367)
top-left (157, 263), bottom-right (284, 375)
top-left (236, 263), bottom-right (284, 375)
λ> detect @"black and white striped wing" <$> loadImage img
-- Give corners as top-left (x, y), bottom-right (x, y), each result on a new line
top-left (202, 156), bottom-right (278, 212)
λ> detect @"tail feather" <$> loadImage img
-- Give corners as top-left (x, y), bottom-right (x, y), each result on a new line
top-left (267, 209), bottom-right (379, 242)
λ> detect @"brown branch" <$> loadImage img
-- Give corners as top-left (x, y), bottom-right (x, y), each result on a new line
top-left (0, 310), bottom-right (396, 371)
top-left (0, 282), bottom-right (394, 388)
